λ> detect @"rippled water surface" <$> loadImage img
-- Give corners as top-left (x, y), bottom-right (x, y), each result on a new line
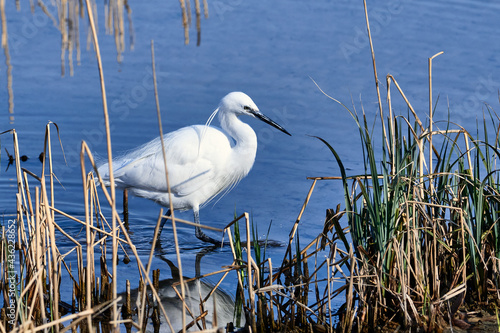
top-left (1, 0), bottom-right (499, 326)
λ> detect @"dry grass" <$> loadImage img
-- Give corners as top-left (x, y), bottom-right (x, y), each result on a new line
top-left (2, 1), bottom-right (500, 333)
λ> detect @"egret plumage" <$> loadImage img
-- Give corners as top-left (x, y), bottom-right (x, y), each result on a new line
top-left (98, 92), bottom-right (291, 245)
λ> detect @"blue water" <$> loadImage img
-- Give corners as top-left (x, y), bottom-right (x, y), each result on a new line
top-left (1, 0), bottom-right (499, 329)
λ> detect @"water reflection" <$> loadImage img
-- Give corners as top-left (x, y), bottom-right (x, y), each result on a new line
top-left (121, 255), bottom-right (244, 332)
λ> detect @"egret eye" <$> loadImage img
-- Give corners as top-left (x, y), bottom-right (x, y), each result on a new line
top-left (243, 105), bottom-right (251, 111)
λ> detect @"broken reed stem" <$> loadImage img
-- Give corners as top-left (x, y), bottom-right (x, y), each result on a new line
top-left (386, 74), bottom-right (423, 130)
top-left (428, 51), bottom-right (443, 194)
top-left (45, 124), bottom-right (55, 233)
top-left (81, 145), bottom-right (93, 330)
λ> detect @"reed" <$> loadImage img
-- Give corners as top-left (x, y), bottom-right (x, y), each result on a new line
top-left (304, 2), bottom-right (500, 330)
top-left (2, 1), bottom-right (500, 332)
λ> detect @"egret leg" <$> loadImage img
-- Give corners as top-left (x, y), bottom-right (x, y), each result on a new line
top-left (193, 209), bottom-right (223, 246)
top-left (157, 209), bottom-right (171, 236)
top-left (123, 188), bottom-right (129, 225)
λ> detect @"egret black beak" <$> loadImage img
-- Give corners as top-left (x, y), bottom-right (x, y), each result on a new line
top-left (251, 110), bottom-right (291, 136)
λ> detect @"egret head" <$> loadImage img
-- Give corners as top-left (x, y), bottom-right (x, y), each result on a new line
top-left (219, 91), bottom-right (259, 116)
top-left (219, 92), bottom-right (291, 136)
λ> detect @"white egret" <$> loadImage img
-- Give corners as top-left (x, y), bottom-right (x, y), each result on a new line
top-left (98, 92), bottom-right (291, 245)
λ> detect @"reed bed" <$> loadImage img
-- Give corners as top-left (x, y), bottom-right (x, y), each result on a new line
top-left (2, 1), bottom-right (500, 333)
top-left (303, 2), bottom-right (500, 331)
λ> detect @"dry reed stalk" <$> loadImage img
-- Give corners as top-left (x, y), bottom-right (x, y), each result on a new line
top-left (40, 151), bottom-right (61, 331)
top-left (392, 238), bottom-right (409, 326)
top-left (427, 52), bottom-right (444, 302)
top-left (150, 39), bottom-right (188, 332)
top-left (83, 1), bottom-right (120, 328)
top-left (201, 270), bottom-right (232, 305)
top-left (17, 135), bottom-right (39, 327)
top-left (428, 51), bottom-right (444, 189)
top-left (386, 74), bottom-right (423, 130)
top-left (44, 122), bottom-right (66, 222)
top-left (21, 173), bottom-right (35, 246)
top-left (81, 162), bottom-right (93, 331)
top-left (363, 0), bottom-right (387, 155)
top-left (49, 206), bottom-right (128, 243)
top-left (289, 178), bottom-right (317, 243)
top-left (386, 76), bottom-right (396, 173)
top-left (34, 187), bottom-right (47, 325)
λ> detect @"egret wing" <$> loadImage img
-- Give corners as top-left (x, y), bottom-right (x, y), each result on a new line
top-left (111, 126), bottom-right (226, 198)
